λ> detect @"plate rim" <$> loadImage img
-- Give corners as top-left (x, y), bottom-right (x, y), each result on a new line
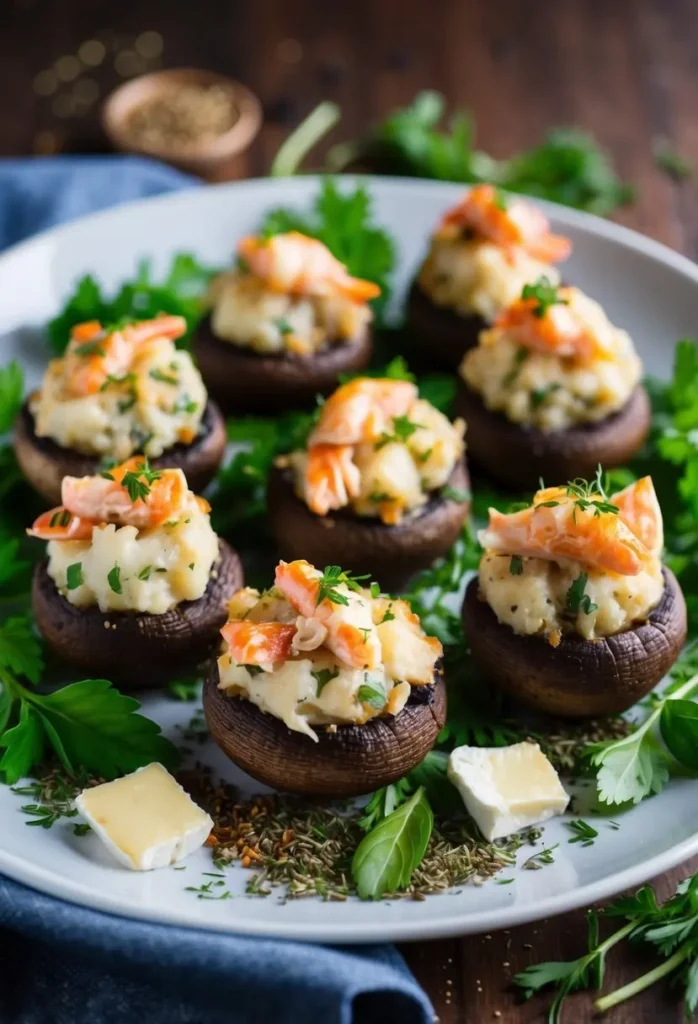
top-left (1, 172), bottom-right (697, 943)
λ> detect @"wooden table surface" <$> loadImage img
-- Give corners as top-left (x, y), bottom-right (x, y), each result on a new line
top-left (2, 0), bottom-right (698, 1019)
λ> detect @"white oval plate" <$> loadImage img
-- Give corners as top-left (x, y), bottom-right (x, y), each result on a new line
top-left (1, 176), bottom-right (698, 944)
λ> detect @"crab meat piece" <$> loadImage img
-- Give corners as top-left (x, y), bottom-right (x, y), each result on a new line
top-left (303, 444), bottom-right (361, 516)
top-left (221, 620), bottom-right (297, 666)
top-left (237, 231), bottom-right (381, 304)
top-left (440, 184), bottom-right (571, 263)
top-left (308, 378), bottom-right (418, 447)
top-left (479, 489), bottom-right (653, 576)
top-left (274, 559), bottom-right (381, 670)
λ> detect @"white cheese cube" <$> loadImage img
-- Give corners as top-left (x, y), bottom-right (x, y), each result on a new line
top-left (75, 762), bottom-right (213, 871)
top-left (447, 742), bottom-right (569, 841)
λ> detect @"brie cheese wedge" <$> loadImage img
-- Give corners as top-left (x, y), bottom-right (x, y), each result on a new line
top-left (447, 741), bottom-right (570, 841)
top-left (75, 762), bottom-right (213, 871)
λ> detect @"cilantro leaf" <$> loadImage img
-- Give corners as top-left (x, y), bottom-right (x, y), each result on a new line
top-left (0, 361), bottom-right (24, 434)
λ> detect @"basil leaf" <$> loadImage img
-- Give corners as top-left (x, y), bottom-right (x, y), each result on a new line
top-left (352, 786), bottom-right (433, 899)
top-left (660, 699), bottom-right (698, 769)
top-left (357, 683), bottom-right (386, 711)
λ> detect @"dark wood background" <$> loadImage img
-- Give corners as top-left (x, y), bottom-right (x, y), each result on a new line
top-left (2, 0), bottom-right (698, 1019)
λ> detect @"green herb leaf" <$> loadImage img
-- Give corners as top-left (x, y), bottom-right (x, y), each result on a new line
top-left (375, 414), bottom-right (422, 449)
top-left (660, 699), bottom-right (698, 770)
top-left (521, 276), bottom-right (567, 318)
top-left (0, 703), bottom-right (45, 785)
top-left (352, 787), bottom-right (433, 899)
top-left (440, 486), bottom-right (470, 503)
top-left (0, 617), bottom-right (43, 684)
top-left (510, 555), bottom-right (523, 575)
top-left (148, 367), bottom-right (179, 386)
top-left (30, 678), bottom-right (178, 778)
top-left (66, 563), bottom-right (83, 591)
top-left (107, 565), bottom-right (122, 595)
top-left (654, 141), bottom-right (692, 182)
top-left (0, 361), bottom-right (24, 434)
top-left (566, 819), bottom-right (598, 846)
top-left (274, 318), bottom-right (294, 336)
top-left (405, 751), bottom-right (462, 819)
top-left (316, 565), bottom-right (369, 607)
top-left (566, 573), bottom-right (598, 615)
top-left (311, 667), bottom-right (339, 696)
top-left (357, 682), bottom-right (386, 711)
top-left (121, 460), bottom-right (162, 504)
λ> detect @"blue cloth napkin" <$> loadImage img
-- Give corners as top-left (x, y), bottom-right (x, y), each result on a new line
top-left (0, 156), bottom-right (433, 1024)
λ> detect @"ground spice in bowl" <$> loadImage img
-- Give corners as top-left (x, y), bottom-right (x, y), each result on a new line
top-left (125, 82), bottom-right (240, 151)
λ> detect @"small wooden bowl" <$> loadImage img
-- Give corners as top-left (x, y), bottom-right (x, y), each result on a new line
top-left (102, 68), bottom-right (262, 180)
top-left (203, 663), bottom-right (447, 797)
top-left (461, 568), bottom-right (687, 717)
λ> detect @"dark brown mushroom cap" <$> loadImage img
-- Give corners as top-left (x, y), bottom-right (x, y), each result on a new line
top-left (32, 540), bottom-right (243, 690)
top-left (193, 314), bottom-right (373, 413)
top-left (203, 661), bottom-right (447, 797)
top-left (267, 458), bottom-right (470, 592)
top-left (13, 398), bottom-right (226, 507)
top-left (455, 382), bottom-right (651, 490)
top-left (461, 568), bottom-right (687, 717)
top-left (406, 281), bottom-right (485, 371)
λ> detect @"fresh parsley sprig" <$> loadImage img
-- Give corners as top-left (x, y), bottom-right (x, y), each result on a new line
top-left (584, 668), bottom-right (698, 806)
top-left (521, 276), bottom-right (568, 318)
top-left (120, 460), bottom-right (162, 504)
top-left (315, 565), bottom-right (371, 606)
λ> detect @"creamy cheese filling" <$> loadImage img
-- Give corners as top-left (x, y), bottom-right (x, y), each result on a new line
top-left (478, 552), bottom-right (664, 641)
top-left (217, 590), bottom-right (440, 740)
top-left (460, 293), bottom-right (642, 431)
top-left (47, 494), bottom-right (219, 614)
top-left (32, 340), bottom-right (207, 460)
top-left (289, 399), bottom-right (466, 524)
top-left (209, 272), bottom-right (372, 356)
top-left (418, 237), bottom-right (560, 321)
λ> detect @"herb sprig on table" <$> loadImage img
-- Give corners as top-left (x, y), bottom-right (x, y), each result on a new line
top-left (516, 874), bottom-right (698, 1021)
top-left (326, 91), bottom-right (633, 216)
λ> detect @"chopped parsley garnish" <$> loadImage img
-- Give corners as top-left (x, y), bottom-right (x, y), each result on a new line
top-left (117, 395), bottom-right (137, 414)
top-left (245, 665), bottom-right (264, 677)
top-left (368, 491), bottom-right (394, 504)
top-left (311, 667), bottom-right (339, 695)
top-left (375, 414), bottom-right (422, 450)
top-left (441, 486), bottom-right (470, 503)
top-left (315, 565), bottom-right (370, 607)
top-left (236, 254), bottom-right (250, 274)
top-left (416, 447), bottom-right (433, 464)
top-left (100, 372), bottom-right (137, 393)
top-left (107, 565), bottom-right (122, 594)
top-left (188, 562), bottom-right (195, 570)
top-left (121, 460), bottom-right (162, 504)
top-left (357, 682), bottom-right (387, 710)
top-left (370, 582), bottom-right (381, 599)
top-left (566, 819), bottom-right (598, 846)
top-left (274, 318), bottom-right (294, 336)
top-left (137, 565), bottom-right (152, 580)
top-left (173, 393), bottom-right (198, 415)
top-left (380, 606), bottom-right (396, 623)
top-left (509, 555), bottom-right (523, 575)
top-left (149, 367), bottom-right (179, 386)
top-left (565, 468), bottom-right (619, 517)
top-left (503, 347), bottom-right (529, 387)
top-left (358, 627), bottom-right (372, 642)
top-left (72, 337), bottom-right (106, 357)
top-left (49, 509), bottom-right (71, 528)
top-left (566, 572), bottom-right (598, 615)
top-left (521, 276), bottom-right (568, 318)
top-left (492, 188), bottom-right (509, 211)
top-left (66, 562), bottom-right (83, 590)
top-left (531, 382), bottom-right (561, 407)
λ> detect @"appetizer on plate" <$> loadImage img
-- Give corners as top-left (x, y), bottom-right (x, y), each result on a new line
top-left (457, 279), bottom-right (651, 487)
top-left (462, 475), bottom-right (687, 716)
top-left (204, 559), bottom-right (446, 796)
top-left (408, 184), bottom-right (571, 369)
top-left (268, 376), bottom-right (469, 589)
top-left (28, 458), bottom-right (242, 688)
top-left (14, 315), bottom-right (226, 505)
top-left (194, 231), bottom-right (377, 411)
